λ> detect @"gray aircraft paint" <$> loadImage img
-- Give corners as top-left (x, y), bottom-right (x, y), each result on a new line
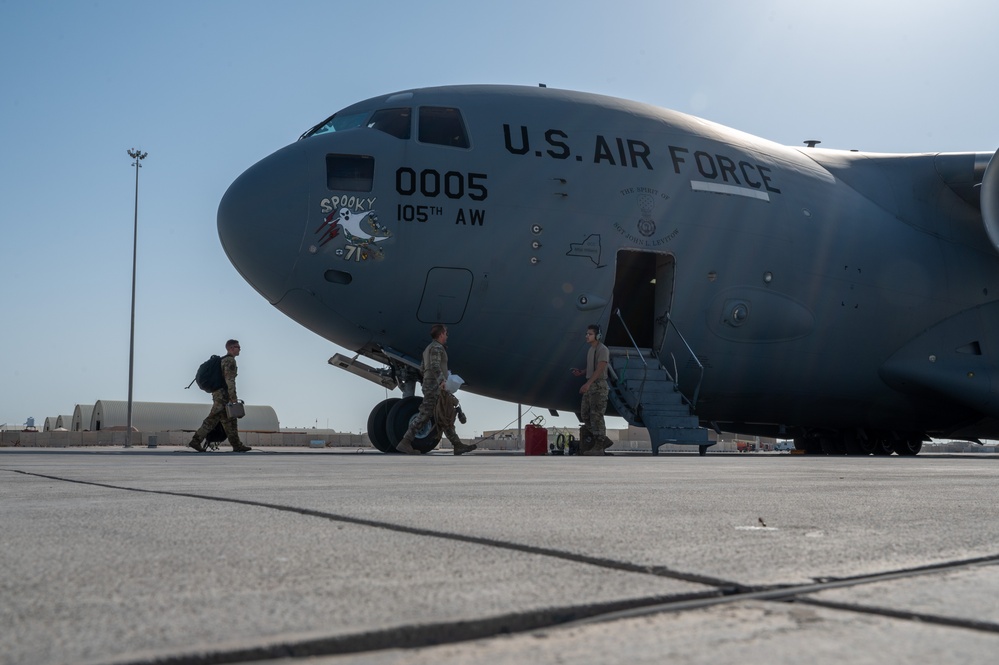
top-left (218, 84), bottom-right (999, 454)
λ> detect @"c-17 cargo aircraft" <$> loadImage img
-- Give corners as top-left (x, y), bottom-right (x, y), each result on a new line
top-left (218, 84), bottom-right (999, 456)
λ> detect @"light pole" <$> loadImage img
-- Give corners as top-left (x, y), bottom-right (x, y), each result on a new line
top-left (125, 148), bottom-right (147, 447)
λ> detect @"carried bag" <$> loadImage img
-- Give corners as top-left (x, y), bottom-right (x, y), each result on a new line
top-left (204, 422), bottom-right (227, 451)
top-left (187, 355), bottom-right (225, 392)
top-left (225, 400), bottom-right (245, 419)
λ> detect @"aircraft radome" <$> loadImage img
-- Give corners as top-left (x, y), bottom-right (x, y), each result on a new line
top-left (218, 84), bottom-right (999, 456)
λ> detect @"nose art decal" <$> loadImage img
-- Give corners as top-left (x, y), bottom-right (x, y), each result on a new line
top-left (314, 207), bottom-right (392, 261)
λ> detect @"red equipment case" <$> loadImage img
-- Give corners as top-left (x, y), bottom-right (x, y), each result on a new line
top-left (525, 423), bottom-right (547, 455)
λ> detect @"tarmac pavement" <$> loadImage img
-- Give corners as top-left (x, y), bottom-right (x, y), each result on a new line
top-left (1, 447), bottom-right (998, 664)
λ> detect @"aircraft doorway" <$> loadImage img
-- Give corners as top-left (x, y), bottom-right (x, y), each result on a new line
top-left (606, 250), bottom-right (675, 350)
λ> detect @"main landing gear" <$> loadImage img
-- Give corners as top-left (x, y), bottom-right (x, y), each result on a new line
top-left (366, 396), bottom-right (440, 454)
top-left (793, 429), bottom-right (923, 456)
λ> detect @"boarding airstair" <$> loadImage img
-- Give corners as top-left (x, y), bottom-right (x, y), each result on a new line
top-left (606, 310), bottom-right (713, 455)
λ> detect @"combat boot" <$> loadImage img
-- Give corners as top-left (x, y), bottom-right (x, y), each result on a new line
top-left (396, 436), bottom-right (419, 454)
top-left (453, 442), bottom-right (477, 455)
top-left (231, 443), bottom-right (252, 453)
top-left (188, 438), bottom-right (205, 453)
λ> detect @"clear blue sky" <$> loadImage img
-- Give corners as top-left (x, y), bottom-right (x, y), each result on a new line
top-left (2, 0), bottom-right (998, 435)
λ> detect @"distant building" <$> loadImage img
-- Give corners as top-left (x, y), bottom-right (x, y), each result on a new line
top-left (88, 400), bottom-right (279, 432)
top-left (71, 404), bottom-right (94, 431)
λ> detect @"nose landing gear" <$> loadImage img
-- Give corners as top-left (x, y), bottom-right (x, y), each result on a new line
top-left (366, 396), bottom-right (440, 454)
top-left (366, 397), bottom-right (400, 453)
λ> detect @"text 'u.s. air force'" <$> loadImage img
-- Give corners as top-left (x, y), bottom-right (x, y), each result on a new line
top-left (503, 124), bottom-right (781, 194)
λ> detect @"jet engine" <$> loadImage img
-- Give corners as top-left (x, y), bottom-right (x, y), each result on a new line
top-left (981, 147), bottom-right (999, 253)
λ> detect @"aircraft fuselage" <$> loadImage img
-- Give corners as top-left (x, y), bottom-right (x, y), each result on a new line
top-left (219, 85), bottom-right (999, 451)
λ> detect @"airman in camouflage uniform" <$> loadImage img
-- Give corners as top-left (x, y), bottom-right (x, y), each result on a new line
top-left (397, 324), bottom-right (477, 455)
top-left (571, 324), bottom-right (611, 456)
top-left (188, 339), bottom-right (252, 453)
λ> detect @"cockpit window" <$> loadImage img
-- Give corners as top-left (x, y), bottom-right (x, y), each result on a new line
top-left (326, 154), bottom-right (374, 192)
top-left (418, 107), bottom-right (469, 148)
top-left (300, 112), bottom-right (369, 140)
top-left (367, 108), bottom-right (411, 139)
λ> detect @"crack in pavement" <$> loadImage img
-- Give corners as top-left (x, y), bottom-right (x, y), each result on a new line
top-left (9, 468), bottom-right (999, 665)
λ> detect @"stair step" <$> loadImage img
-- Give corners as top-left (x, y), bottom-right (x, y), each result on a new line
top-left (614, 393), bottom-right (687, 412)
top-left (607, 348), bottom-right (712, 451)
top-left (646, 427), bottom-right (712, 444)
top-left (613, 377), bottom-right (676, 388)
top-left (610, 367), bottom-right (667, 378)
top-left (636, 403), bottom-right (693, 417)
top-left (641, 413), bottom-right (700, 428)
top-left (618, 383), bottom-right (686, 398)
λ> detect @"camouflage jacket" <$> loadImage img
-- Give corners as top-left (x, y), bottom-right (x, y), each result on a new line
top-left (219, 354), bottom-right (238, 402)
top-left (421, 340), bottom-right (448, 391)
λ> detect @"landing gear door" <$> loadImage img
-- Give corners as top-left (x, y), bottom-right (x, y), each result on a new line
top-left (417, 267), bottom-right (474, 324)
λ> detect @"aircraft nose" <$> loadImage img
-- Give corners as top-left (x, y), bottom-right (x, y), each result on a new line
top-left (217, 145), bottom-right (308, 304)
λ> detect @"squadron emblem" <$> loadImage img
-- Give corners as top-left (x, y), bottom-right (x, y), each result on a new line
top-left (613, 187), bottom-right (678, 248)
top-left (314, 207), bottom-right (392, 261)
top-left (637, 193), bottom-right (657, 237)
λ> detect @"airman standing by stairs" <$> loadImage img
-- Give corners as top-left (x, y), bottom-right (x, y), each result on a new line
top-left (571, 324), bottom-right (612, 456)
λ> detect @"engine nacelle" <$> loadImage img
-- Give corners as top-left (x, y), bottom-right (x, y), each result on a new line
top-left (981, 147), bottom-right (999, 253)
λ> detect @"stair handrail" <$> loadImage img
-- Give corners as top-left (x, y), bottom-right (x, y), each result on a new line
top-left (657, 310), bottom-right (705, 409)
top-left (614, 308), bottom-right (647, 367)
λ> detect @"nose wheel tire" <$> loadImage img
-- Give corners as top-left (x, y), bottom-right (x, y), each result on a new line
top-left (387, 396), bottom-right (440, 454)
top-left (367, 398), bottom-right (401, 453)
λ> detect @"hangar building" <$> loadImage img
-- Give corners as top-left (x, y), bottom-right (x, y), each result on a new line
top-left (86, 400), bottom-right (279, 432)
top-left (71, 404), bottom-right (94, 431)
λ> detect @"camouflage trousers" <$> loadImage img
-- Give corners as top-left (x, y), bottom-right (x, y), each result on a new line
top-left (192, 391), bottom-right (242, 447)
top-left (404, 386), bottom-right (461, 446)
top-left (580, 379), bottom-right (609, 440)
